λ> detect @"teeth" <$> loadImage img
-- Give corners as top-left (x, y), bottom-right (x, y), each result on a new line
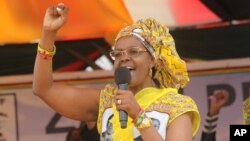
top-left (125, 66), bottom-right (133, 70)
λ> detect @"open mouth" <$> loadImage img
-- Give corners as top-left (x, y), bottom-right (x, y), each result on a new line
top-left (126, 67), bottom-right (135, 79)
top-left (125, 66), bottom-right (135, 71)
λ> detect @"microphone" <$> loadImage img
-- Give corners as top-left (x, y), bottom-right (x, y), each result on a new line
top-left (114, 67), bottom-right (131, 129)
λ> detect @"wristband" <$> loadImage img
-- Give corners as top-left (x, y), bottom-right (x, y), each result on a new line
top-left (37, 43), bottom-right (56, 56)
top-left (203, 113), bottom-right (218, 133)
top-left (132, 108), bottom-right (144, 124)
top-left (136, 114), bottom-right (152, 130)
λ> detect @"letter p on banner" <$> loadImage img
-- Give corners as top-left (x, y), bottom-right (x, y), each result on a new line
top-left (230, 125), bottom-right (250, 141)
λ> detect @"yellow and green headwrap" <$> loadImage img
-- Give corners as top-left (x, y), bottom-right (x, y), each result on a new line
top-left (114, 18), bottom-right (189, 89)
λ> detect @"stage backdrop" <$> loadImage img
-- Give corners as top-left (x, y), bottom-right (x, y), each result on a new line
top-left (0, 58), bottom-right (250, 141)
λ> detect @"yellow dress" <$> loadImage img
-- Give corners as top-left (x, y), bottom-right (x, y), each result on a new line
top-left (243, 97), bottom-right (250, 124)
top-left (97, 84), bottom-right (200, 141)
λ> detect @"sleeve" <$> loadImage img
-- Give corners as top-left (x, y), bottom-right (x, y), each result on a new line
top-left (97, 84), bottom-right (116, 134)
top-left (80, 123), bottom-right (100, 141)
top-left (243, 97), bottom-right (250, 124)
top-left (201, 131), bottom-right (216, 141)
top-left (167, 94), bottom-right (201, 137)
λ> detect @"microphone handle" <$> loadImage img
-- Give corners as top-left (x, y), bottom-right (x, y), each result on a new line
top-left (118, 83), bottom-right (128, 90)
top-left (118, 83), bottom-right (128, 128)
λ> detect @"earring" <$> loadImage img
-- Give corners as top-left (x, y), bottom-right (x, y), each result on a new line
top-left (149, 68), bottom-right (153, 78)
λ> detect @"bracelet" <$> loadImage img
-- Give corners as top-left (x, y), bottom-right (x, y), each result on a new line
top-left (203, 113), bottom-right (218, 133)
top-left (132, 108), bottom-right (144, 124)
top-left (37, 53), bottom-right (53, 60)
top-left (37, 43), bottom-right (56, 56)
top-left (135, 112), bottom-right (146, 127)
top-left (136, 114), bottom-right (152, 130)
top-left (206, 113), bottom-right (218, 121)
top-left (133, 109), bottom-right (152, 130)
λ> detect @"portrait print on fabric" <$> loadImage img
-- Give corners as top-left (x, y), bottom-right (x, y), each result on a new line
top-left (102, 108), bottom-right (114, 141)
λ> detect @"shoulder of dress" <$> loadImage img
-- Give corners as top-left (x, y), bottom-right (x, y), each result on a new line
top-left (101, 84), bottom-right (117, 95)
top-left (158, 91), bottom-right (196, 105)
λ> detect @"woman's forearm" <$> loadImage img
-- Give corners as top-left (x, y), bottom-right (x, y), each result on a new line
top-left (32, 29), bottom-right (57, 96)
top-left (139, 126), bottom-right (164, 141)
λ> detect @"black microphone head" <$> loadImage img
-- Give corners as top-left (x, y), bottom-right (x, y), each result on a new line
top-left (114, 67), bottom-right (131, 85)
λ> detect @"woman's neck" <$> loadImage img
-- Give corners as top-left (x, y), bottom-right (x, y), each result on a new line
top-left (129, 79), bottom-right (156, 94)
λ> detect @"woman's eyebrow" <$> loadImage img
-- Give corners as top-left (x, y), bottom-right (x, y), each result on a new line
top-left (114, 45), bottom-right (140, 50)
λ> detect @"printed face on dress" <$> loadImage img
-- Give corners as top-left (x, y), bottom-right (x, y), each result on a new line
top-left (151, 118), bottom-right (160, 130)
top-left (106, 122), bottom-right (113, 134)
top-left (113, 36), bottom-right (154, 88)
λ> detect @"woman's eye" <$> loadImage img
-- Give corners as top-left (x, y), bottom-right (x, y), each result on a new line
top-left (114, 52), bottom-right (122, 57)
top-left (128, 49), bottom-right (138, 55)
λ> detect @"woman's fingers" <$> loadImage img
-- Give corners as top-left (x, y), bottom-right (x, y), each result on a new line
top-left (43, 3), bottom-right (69, 31)
top-left (56, 3), bottom-right (69, 16)
top-left (114, 90), bottom-right (131, 107)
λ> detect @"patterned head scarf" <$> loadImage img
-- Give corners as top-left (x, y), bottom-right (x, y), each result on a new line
top-left (114, 18), bottom-right (189, 89)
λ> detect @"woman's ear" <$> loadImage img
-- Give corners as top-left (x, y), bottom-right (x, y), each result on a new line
top-left (149, 57), bottom-right (155, 68)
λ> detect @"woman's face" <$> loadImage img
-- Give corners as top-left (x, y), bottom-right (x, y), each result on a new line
top-left (113, 36), bottom-right (154, 88)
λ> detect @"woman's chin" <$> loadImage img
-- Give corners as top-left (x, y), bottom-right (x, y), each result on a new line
top-left (128, 79), bottom-right (137, 87)
top-left (129, 70), bottom-right (136, 81)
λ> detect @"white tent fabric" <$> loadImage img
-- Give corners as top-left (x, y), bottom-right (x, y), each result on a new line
top-left (124, 0), bottom-right (221, 27)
